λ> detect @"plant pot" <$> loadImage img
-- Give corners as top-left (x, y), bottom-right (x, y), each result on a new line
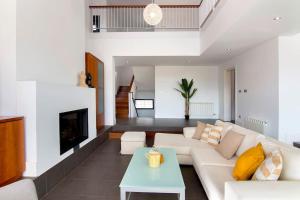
top-left (185, 115), bottom-right (190, 120)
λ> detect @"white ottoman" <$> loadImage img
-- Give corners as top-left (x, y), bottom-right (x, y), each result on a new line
top-left (121, 132), bottom-right (146, 155)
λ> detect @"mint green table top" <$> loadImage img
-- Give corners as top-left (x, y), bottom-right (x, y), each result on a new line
top-left (120, 147), bottom-right (185, 191)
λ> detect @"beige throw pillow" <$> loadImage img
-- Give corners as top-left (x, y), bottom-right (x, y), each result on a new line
top-left (252, 149), bottom-right (283, 181)
top-left (215, 130), bottom-right (245, 159)
top-left (192, 121), bottom-right (206, 140)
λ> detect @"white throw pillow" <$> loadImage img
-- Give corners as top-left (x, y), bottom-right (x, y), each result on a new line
top-left (201, 124), bottom-right (223, 147)
top-left (200, 125), bottom-right (211, 143)
top-left (252, 149), bottom-right (283, 181)
top-left (215, 120), bottom-right (233, 138)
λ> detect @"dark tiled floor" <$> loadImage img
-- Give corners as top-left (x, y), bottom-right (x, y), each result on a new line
top-left (113, 118), bottom-right (216, 132)
top-left (42, 140), bottom-right (208, 200)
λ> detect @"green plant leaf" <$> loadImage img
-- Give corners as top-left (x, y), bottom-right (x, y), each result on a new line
top-left (189, 88), bottom-right (198, 98)
top-left (182, 79), bottom-right (188, 90)
top-left (188, 79), bottom-right (194, 92)
top-left (175, 78), bottom-right (197, 100)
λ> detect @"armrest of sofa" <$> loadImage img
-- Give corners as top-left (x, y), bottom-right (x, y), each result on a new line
top-left (183, 127), bottom-right (196, 138)
top-left (225, 181), bottom-right (300, 200)
top-left (0, 179), bottom-right (38, 200)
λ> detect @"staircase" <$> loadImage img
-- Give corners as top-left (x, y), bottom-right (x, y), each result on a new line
top-left (116, 86), bottom-right (130, 118)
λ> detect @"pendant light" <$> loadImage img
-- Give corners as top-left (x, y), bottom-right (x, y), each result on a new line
top-left (143, 0), bottom-right (163, 26)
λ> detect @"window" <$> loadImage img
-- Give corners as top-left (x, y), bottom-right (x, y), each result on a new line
top-left (135, 99), bottom-right (154, 109)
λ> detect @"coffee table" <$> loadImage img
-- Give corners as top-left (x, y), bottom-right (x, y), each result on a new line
top-left (119, 147), bottom-right (185, 200)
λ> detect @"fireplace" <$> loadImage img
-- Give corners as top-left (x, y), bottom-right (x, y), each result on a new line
top-left (59, 108), bottom-right (88, 155)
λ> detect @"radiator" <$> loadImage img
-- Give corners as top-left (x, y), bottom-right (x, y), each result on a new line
top-left (190, 102), bottom-right (215, 118)
top-left (244, 117), bottom-right (268, 134)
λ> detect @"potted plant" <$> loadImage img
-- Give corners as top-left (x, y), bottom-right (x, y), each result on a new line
top-left (175, 78), bottom-right (198, 120)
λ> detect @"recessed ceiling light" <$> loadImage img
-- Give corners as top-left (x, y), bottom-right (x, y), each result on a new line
top-left (273, 17), bottom-right (282, 21)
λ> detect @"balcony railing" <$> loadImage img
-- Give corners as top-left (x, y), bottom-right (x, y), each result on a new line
top-left (89, 0), bottom-right (221, 32)
top-left (89, 4), bottom-right (200, 32)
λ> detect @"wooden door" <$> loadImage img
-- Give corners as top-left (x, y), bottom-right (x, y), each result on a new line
top-left (85, 53), bottom-right (105, 130)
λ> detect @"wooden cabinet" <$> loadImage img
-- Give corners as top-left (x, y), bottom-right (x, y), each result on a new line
top-left (85, 52), bottom-right (105, 130)
top-left (0, 117), bottom-right (25, 186)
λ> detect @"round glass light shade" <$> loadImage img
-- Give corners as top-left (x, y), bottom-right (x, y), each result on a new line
top-left (143, 3), bottom-right (163, 26)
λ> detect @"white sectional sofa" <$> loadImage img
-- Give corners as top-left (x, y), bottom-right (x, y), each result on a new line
top-left (154, 121), bottom-right (300, 200)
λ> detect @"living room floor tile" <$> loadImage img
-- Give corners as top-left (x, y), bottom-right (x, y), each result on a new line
top-left (42, 140), bottom-right (208, 200)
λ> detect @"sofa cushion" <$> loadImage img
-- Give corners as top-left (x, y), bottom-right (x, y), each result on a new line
top-left (216, 130), bottom-right (245, 159)
top-left (215, 120), bottom-right (234, 138)
top-left (258, 137), bottom-right (300, 181)
top-left (252, 149), bottom-right (283, 181)
top-left (201, 125), bottom-right (223, 147)
top-left (233, 125), bottom-right (265, 156)
top-left (154, 133), bottom-right (212, 155)
top-left (192, 121), bottom-right (206, 139)
top-left (197, 165), bottom-right (234, 200)
top-left (199, 125), bottom-right (211, 142)
top-left (0, 179), bottom-right (38, 200)
top-left (233, 143), bottom-right (265, 181)
top-left (280, 147), bottom-right (300, 180)
top-left (191, 148), bottom-right (237, 167)
top-left (183, 127), bottom-right (196, 138)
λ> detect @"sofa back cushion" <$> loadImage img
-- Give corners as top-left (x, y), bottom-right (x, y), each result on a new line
top-left (192, 121), bottom-right (206, 140)
top-left (258, 137), bottom-right (300, 181)
top-left (200, 124), bottom-right (223, 147)
top-left (233, 143), bottom-right (265, 180)
top-left (252, 149), bottom-right (283, 181)
top-left (215, 120), bottom-right (233, 138)
top-left (233, 125), bottom-right (265, 156)
top-left (215, 130), bottom-right (245, 159)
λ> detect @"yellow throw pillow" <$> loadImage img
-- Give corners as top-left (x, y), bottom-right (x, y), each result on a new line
top-left (232, 143), bottom-right (265, 180)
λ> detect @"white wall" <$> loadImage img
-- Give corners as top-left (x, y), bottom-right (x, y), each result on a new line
top-left (223, 38), bottom-right (279, 138)
top-left (16, 0), bottom-right (86, 86)
top-left (155, 66), bottom-right (219, 119)
top-left (218, 66), bottom-right (225, 120)
top-left (0, 0), bottom-right (17, 115)
top-left (278, 34), bottom-right (300, 144)
top-left (223, 69), bottom-right (232, 121)
top-left (87, 32), bottom-right (200, 125)
top-left (18, 81), bottom-right (96, 176)
top-left (115, 66), bottom-right (133, 90)
top-left (132, 66), bottom-right (155, 91)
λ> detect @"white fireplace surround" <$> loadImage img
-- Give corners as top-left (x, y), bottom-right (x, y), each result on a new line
top-left (17, 81), bottom-right (97, 177)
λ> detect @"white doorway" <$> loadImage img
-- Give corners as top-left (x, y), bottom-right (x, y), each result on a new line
top-left (224, 69), bottom-right (236, 122)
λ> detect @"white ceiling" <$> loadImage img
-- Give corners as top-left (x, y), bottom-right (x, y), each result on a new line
top-left (91, 0), bottom-right (202, 6)
top-left (114, 0), bottom-right (300, 67)
top-left (200, 0), bottom-right (300, 65)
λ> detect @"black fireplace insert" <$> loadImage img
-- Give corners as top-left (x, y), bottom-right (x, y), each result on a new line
top-left (59, 108), bottom-right (88, 154)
